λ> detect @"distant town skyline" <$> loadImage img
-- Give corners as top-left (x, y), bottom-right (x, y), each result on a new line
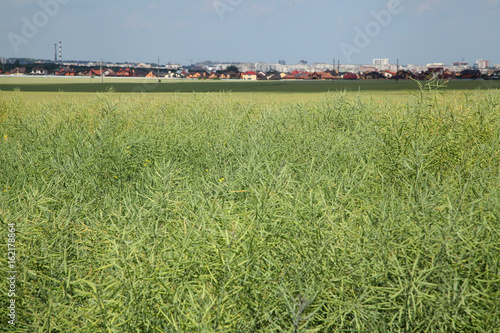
top-left (1, 0), bottom-right (499, 66)
top-left (2, 56), bottom-right (497, 68)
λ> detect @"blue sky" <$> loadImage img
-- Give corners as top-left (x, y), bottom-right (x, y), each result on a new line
top-left (1, 0), bottom-right (499, 65)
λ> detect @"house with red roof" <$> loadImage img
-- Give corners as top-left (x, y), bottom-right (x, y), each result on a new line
top-left (394, 70), bottom-right (416, 80)
top-left (382, 70), bottom-right (396, 79)
top-left (309, 72), bottom-right (321, 80)
top-left (291, 70), bottom-right (309, 75)
top-left (55, 67), bottom-right (76, 76)
top-left (342, 72), bottom-right (358, 80)
top-left (208, 72), bottom-right (220, 79)
top-left (116, 68), bottom-right (134, 77)
top-left (86, 69), bottom-right (103, 77)
top-left (186, 72), bottom-right (203, 79)
top-left (242, 71), bottom-right (258, 80)
top-left (103, 69), bottom-right (116, 77)
top-left (319, 71), bottom-right (335, 80)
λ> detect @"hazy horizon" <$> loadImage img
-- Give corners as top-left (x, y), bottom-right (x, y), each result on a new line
top-left (2, 0), bottom-right (499, 66)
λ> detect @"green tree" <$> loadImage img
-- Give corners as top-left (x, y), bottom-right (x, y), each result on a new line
top-left (225, 65), bottom-right (239, 73)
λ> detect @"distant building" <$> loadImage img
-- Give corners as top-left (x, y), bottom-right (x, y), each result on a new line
top-left (406, 64), bottom-right (426, 72)
top-left (85, 69), bottom-right (103, 77)
top-left (460, 69), bottom-right (482, 79)
top-left (10, 67), bottom-right (26, 75)
top-left (453, 61), bottom-right (469, 66)
top-left (55, 67), bottom-right (76, 76)
top-left (279, 60), bottom-right (286, 65)
top-left (426, 63), bottom-right (444, 67)
top-left (165, 64), bottom-right (181, 70)
top-left (343, 73), bottom-right (358, 80)
top-left (31, 68), bottom-right (48, 75)
top-left (299, 60), bottom-right (307, 65)
top-left (476, 59), bottom-right (490, 69)
top-left (103, 69), bottom-right (116, 77)
top-left (373, 58), bottom-right (389, 66)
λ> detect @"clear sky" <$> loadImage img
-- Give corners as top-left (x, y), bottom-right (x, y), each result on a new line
top-left (1, 0), bottom-right (499, 66)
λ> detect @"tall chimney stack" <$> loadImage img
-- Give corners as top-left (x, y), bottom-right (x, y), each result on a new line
top-left (59, 41), bottom-right (62, 63)
top-left (55, 43), bottom-right (57, 63)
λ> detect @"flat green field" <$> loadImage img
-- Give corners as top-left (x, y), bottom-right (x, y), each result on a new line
top-left (2, 76), bottom-right (498, 104)
top-left (0, 90), bottom-right (416, 105)
top-left (1, 86), bottom-right (499, 331)
top-left (1, 76), bottom-right (499, 95)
